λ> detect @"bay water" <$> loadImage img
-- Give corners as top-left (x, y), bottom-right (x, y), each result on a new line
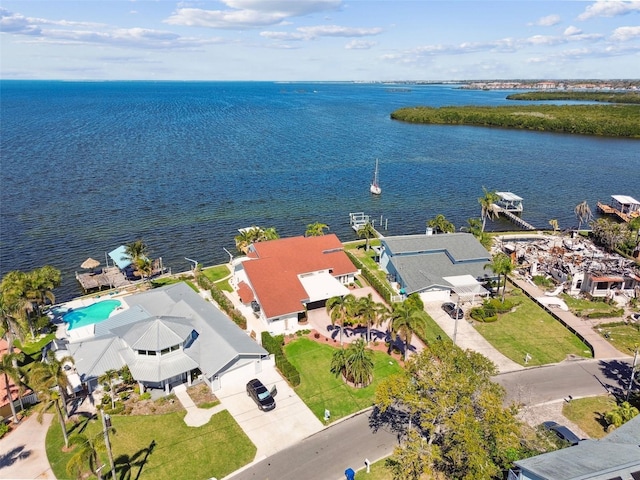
top-left (1, 81), bottom-right (638, 301)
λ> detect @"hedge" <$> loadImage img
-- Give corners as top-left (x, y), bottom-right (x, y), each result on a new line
top-left (195, 269), bottom-right (247, 330)
top-left (261, 332), bottom-right (300, 386)
top-left (344, 251), bottom-right (395, 303)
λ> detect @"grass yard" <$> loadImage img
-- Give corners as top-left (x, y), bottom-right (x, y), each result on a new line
top-left (354, 458), bottom-right (393, 479)
top-left (562, 395), bottom-right (616, 439)
top-left (344, 240), bottom-right (388, 284)
top-left (595, 322), bottom-right (640, 355)
top-left (46, 411), bottom-right (254, 480)
top-left (285, 338), bottom-right (403, 422)
top-left (475, 290), bottom-right (592, 366)
top-left (561, 294), bottom-right (624, 318)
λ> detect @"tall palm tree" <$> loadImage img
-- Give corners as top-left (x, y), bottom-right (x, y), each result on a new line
top-left (478, 187), bottom-right (500, 232)
top-left (124, 240), bottom-right (149, 266)
top-left (574, 200), bottom-right (593, 232)
top-left (33, 381), bottom-right (70, 448)
top-left (0, 271), bottom-right (33, 339)
top-left (426, 214), bottom-right (455, 234)
top-left (326, 294), bottom-right (357, 345)
top-left (31, 350), bottom-right (74, 420)
top-left (462, 217), bottom-right (483, 238)
top-left (99, 369), bottom-right (120, 410)
top-left (357, 222), bottom-right (378, 251)
top-left (356, 294), bottom-right (388, 344)
top-left (485, 253), bottom-right (513, 301)
top-left (66, 432), bottom-right (107, 480)
top-left (0, 350), bottom-right (26, 423)
top-left (390, 301), bottom-right (428, 362)
top-left (305, 222), bottom-right (329, 237)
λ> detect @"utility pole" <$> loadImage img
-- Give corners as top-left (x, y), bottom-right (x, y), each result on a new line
top-left (101, 410), bottom-right (117, 480)
top-left (626, 346), bottom-right (638, 402)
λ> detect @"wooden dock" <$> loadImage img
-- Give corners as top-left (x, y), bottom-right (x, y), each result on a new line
top-left (76, 267), bottom-right (132, 292)
top-left (597, 201), bottom-right (639, 223)
top-left (493, 205), bottom-right (536, 230)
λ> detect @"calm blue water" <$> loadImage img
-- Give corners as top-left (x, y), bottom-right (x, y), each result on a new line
top-left (1, 81), bottom-right (638, 302)
top-left (62, 299), bottom-right (121, 330)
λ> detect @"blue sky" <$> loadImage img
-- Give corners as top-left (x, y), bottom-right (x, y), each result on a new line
top-left (1, 0), bottom-right (639, 80)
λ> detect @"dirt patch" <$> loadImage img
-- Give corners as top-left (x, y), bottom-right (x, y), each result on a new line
top-left (186, 383), bottom-right (219, 408)
top-left (121, 391), bottom-right (184, 416)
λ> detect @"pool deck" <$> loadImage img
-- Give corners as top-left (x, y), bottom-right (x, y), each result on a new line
top-left (52, 295), bottom-right (131, 341)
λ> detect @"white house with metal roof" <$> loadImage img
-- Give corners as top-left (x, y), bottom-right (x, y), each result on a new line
top-left (379, 233), bottom-right (493, 303)
top-left (66, 282), bottom-right (270, 394)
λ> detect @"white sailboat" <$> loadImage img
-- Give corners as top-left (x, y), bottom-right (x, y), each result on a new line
top-left (370, 159), bottom-right (381, 195)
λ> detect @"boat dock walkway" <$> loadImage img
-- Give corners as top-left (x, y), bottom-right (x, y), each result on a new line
top-left (75, 266), bottom-right (132, 292)
top-left (349, 212), bottom-right (371, 231)
top-left (492, 205), bottom-right (536, 231)
top-left (597, 201), bottom-right (639, 223)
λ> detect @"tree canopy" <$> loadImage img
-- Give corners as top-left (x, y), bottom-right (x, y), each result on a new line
top-left (375, 340), bottom-right (522, 479)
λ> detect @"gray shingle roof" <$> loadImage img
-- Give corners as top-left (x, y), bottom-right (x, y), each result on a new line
top-left (515, 416), bottom-right (640, 480)
top-left (111, 316), bottom-right (193, 351)
top-left (381, 233), bottom-right (492, 294)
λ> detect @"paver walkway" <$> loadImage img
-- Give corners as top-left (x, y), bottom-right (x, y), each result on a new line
top-left (510, 275), bottom-right (631, 359)
top-left (173, 384), bottom-right (226, 427)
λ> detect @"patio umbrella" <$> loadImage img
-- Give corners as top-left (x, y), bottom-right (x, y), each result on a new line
top-left (81, 257), bottom-right (100, 270)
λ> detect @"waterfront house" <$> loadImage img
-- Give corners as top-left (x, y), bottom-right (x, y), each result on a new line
top-left (511, 415), bottom-right (640, 480)
top-left (379, 233), bottom-right (492, 303)
top-left (63, 282), bottom-right (270, 394)
top-left (233, 234), bottom-right (358, 334)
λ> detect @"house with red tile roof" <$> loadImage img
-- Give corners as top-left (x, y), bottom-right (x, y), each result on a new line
top-left (234, 234), bottom-right (358, 334)
top-left (0, 339), bottom-right (35, 420)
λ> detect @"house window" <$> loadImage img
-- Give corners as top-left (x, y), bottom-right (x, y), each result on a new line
top-left (161, 347), bottom-right (170, 355)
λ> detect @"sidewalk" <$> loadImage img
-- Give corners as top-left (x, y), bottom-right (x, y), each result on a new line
top-left (510, 275), bottom-right (631, 360)
top-left (173, 384), bottom-right (226, 427)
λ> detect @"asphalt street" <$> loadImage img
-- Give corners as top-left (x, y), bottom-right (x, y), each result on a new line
top-left (226, 357), bottom-right (634, 480)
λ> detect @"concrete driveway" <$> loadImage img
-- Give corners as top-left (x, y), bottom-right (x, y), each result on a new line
top-left (0, 414), bottom-right (54, 479)
top-left (424, 301), bottom-right (524, 373)
top-left (215, 364), bottom-right (324, 461)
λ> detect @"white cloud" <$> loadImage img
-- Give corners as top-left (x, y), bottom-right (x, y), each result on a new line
top-left (578, 0), bottom-right (640, 21)
top-left (611, 25), bottom-right (640, 40)
top-left (564, 25), bottom-right (583, 36)
top-left (261, 24), bottom-right (382, 41)
top-left (531, 14), bottom-right (561, 26)
top-left (345, 40), bottom-right (376, 50)
top-left (165, 0), bottom-right (343, 29)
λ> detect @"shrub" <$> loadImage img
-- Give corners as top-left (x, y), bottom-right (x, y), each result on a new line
top-left (105, 403), bottom-right (125, 415)
top-left (587, 309), bottom-right (624, 319)
top-left (0, 422), bottom-right (9, 439)
top-left (139, 392), bottom-right (151, 401)
top-left (261, 331), bottom-right (300, 386)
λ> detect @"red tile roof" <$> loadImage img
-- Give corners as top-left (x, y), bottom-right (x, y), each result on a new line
top-left (237, 281), bottom-right (255, 304)
top-left (241, 235), bottom-right (357, 319)
top-left (0, 339), bottom-right (31, 409)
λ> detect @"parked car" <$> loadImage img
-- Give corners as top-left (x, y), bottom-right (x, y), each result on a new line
top-left (246, 378), bottom-right (276, 411)
top-left (542, 421), bottom-right (581, 446)
top-left (442, 302), bottom-right (464, 319)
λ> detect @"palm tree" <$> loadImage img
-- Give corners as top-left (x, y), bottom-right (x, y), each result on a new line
top-left (30, 350), bottom-right (74, 420)
top-left (135, 257), bottom-right (154, 284)
top-left (356, 294), bottom-right (389, 344)
top-left (99, 369), bottom-right (120, 410)
top-left (478, 187), bottom-right (500, 232)
top-left (305, 222), bottom-right (329, 237)
top-left (574, 200), bottom-right (593, 232)
top-left (124, 240), bottom-right (149, 266)
top-left (390, 301), bottom-right (428, 362)
top-left (357, 222), bottom-right (378, 251)
top-left (260, 227), bottom-right (279, 241)
top-left (330, 338), bottom-right (374, 388)
top-left (462, 217), bottom-right (483, 237)
top-left (33, 381), bottom-right (70, 448)
top-left (0, 270), bottom-right (34, 339)
top-left (548, 219), bottom-right (559, 234)
top-left (234, 229), bottom-right (255, 254)
top-left (0, 350), bottom-right (26, 423)
top-left (426, 214), bottom-right (455, 234)
top-left (485, 253), bottom-right (513, 301)
top-left (326, 294), bottom-right (357, 345)
top-left (66, 432), bottom-right (107, 480)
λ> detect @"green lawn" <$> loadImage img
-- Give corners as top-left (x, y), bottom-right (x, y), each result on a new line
top-left (285, 338), bottom-right (403, 422)
top-left (201, 265), bottom-right (231, 282)
top-left (561, 294), bottom-right (624, 318)
top-left (475, 290), bottom-right (592, 366)
top-left (46, 411), bottom-right (254, 480)
top-left (595, 322), bottom-right (640, 355)
top-left (562, 395), bottom-right (616, 439)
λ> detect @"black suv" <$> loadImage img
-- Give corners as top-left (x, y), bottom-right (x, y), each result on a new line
top-left (442, 302), bottom-right (464, 319)
top-left (542, 421), bottom-right (581, 446)
top-left (246, 378), bottom-right (276, 411)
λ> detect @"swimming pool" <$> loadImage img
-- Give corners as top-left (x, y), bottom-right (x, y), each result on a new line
top-left (63, 299), bottom-right (121, 330)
